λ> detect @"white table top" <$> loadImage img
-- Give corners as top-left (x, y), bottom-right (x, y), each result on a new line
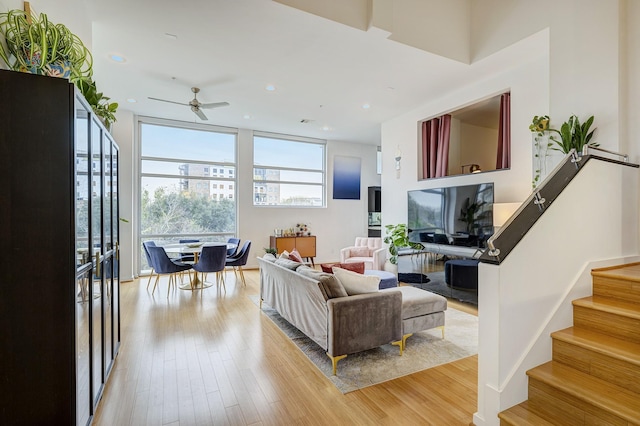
top-left (162, 242), bottom-right (234, 254)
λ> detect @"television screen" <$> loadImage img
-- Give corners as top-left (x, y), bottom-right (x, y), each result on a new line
top-left (407, 183), bottom-right (494, 248)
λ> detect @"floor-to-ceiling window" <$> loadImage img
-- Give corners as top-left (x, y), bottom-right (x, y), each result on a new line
top-left (138, 118), bottom-right (237, 273)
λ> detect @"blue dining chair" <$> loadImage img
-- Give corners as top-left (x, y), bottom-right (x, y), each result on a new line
top-left (226, 237), bottom-right (241, 257)
top-left (147, 245), bottom-right (193, 296)
top-left (142, 241), bottom-right (157, 290)
top-left (225, 240), bottom-right (251, 287)
top-left (192, 245), bottom-right (228, 291)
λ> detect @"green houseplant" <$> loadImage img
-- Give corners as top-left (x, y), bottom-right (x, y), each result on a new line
top-left (0, 9), bottom-right (92, 82)
top-left (458, 198), bottom-right (487, 234)
top-left (383, 223), bottom-right (423, 265)
top-left (77, 77), bottom-right (119, 127)
top-left (549, 114), bottom-right (597, 154)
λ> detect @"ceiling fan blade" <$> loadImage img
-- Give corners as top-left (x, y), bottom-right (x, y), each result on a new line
top-left (192, 106), bottom-right (208, 121)
top-left (148, 97), bottom-right (189, 106)
top-left (200, 101), bottom-right (230, 109)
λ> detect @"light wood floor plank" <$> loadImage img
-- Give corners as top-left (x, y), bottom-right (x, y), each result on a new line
top-left (93, 269), bottom-right (478, 425)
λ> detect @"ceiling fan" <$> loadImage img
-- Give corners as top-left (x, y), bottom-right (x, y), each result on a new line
top-left (148, 87), bottom-right (229, 121)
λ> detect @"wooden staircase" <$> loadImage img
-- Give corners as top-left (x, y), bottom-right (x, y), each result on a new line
top-left (498, 263), bottom-right (640, 425)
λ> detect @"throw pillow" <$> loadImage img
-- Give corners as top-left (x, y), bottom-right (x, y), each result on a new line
top-left (296, 267), bottom-right (348, 299)
top-left (274, 258), bottom-right (301, 270)
top-left (321, 262), bottom-right (365, 274)
top-left (289, 248), bottom-right (304, 263)
top-left (349, 246), bottom-right (370, 257)
top-left (333, 267), bottom-right (380, 295)
top-left (279, 250), bottom-right (290, 259)
top-left (262, 253), bottom-right (277, 262)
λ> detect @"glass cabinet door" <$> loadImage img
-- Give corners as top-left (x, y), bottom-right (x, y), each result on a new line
top-left (90, 118), bottom-right (104, 406)
top-left (102, 133), bottom-right (113, 373)
top-left (75, 97), bottom-right (91, 426)
top-left (111, 141), bottom-right (120, 353)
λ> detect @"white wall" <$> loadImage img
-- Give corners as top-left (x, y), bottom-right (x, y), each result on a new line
top-left (238, 129), bottom-right (380, 268)
top-left (382, 31), bottom-right (549, 231)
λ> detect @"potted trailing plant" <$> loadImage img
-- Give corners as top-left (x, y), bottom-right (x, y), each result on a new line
top-left (383, 223), bottom-right (423, 266)
top-left (76, 77), bottom-right (119, 128)
top-left (0, 9), bottom-right (93, 82)
top-left (530, 115), bottom-right (553, 188)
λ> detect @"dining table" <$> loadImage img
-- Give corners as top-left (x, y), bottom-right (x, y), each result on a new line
top-left (162, 242), bottom-right (235, 290)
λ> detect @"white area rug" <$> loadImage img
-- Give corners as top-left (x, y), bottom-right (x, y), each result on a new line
top-left (252, 295), bottom-right (478, 393)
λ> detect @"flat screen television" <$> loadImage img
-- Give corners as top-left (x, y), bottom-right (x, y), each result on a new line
top-left (407, 183), bottom-right (494, 248)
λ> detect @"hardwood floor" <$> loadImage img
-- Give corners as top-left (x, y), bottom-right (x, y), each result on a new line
top-left (93, 269), bottom-right (478, 425)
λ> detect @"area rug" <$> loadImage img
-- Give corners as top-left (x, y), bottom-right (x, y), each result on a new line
top-left (407, 271), bottom-right (478, 305)
top-left (251, 295), bottom-right (478, 393)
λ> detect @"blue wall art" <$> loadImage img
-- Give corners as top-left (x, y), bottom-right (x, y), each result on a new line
top-left (333, 155), bottom-right (361, 200)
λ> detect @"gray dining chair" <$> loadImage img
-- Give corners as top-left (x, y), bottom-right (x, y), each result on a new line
top-left (192, 245), bottom-right (228, 291)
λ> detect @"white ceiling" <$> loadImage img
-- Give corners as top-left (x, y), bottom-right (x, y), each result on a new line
top-left (87, 0), bottom-right (535, 145)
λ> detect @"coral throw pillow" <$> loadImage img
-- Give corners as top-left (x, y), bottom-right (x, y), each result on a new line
top-left (320, 262), bottom-right (365, 274)
top-left (289, 248), bottom-right (304, 263)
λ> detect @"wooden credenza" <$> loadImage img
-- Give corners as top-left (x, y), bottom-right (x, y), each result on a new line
top-left (270, 235), bottom-right (316, 266)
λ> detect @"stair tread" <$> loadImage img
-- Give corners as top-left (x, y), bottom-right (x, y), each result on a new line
top-left (527, 361), bottom-right (640, 421)
top-left (498, 401), bottom-right (555, 425)
top-left (573, 296), bottom-right (640, 319)
top-left (552, 327), bottom-right (640, 365)
top-left (592, 262), bottom-right (640, 282)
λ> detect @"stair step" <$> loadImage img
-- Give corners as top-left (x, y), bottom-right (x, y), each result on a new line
top-left (498, 401), bottom-right (554, 426)
top-left (527, 361), bottom-right (640, 425)
top-left (498, 401), bottom-right (555, 426)
top-left (552, 327), bottom-right (640, 393)
top-left (572, 296), bottom-right (640, 344)
top-left (592, 262), bottom-right (640, 304)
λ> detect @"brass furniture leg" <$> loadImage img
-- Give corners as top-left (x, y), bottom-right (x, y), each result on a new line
top-left (438, 326), bottom-right (445, 339)
top-left (326, 353), bottom-right (347, 375)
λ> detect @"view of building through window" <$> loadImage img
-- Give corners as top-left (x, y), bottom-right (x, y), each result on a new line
top-left (253, 133), bottom-right (325, 206)
top-left (138, 119), bottom-right (237, 272)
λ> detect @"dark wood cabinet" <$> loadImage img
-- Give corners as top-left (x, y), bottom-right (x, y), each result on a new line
top-left (0, 70), bottom-right (120, 425)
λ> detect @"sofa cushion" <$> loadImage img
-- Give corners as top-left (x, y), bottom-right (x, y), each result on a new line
top-left (333, 267), bottom-right (380, 295)
top-left (350, 246), bottom-right (370, 257)
top-left (289, 248), bottom-right (304, 263)
top-left (274, 257), bottom-right (302, 270)
top-left (262, 253), bottom-right (277, 262)
top-left (320, 262), bottom-right (365, 274)
top-left (296, 266), bottom-right (348, 299)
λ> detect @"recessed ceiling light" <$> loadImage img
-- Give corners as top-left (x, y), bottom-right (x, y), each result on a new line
top-left (110, 54), bottom-right (126, 63)
top-left (126, 98), bottom-right (137, 103)
top-left (362, 103), bottom-right (371, 109)
top-left (243, 114), bottom-right (252, 119)
top-left (265, 84), bottom-right (276, 91)
top-left (322, 125), bottom-right (332, 131)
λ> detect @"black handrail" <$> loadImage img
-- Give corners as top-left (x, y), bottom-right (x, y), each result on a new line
top-left (479, 150), bottom-right (638, 265)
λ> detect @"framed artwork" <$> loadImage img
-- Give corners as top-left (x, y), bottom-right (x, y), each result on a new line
top-left (333, 155), bottom-right (361, 200)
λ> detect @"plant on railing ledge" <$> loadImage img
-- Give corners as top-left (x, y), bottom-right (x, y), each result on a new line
top-left (549, 114), bottom-right (598, 154)
top-left (530, 115), bottom-right (553, 188)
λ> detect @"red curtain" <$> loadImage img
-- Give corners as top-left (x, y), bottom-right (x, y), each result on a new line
top-left (421, 114), bottom-right (451, 178)
top-left (496, 92), bottom-right (511, 169)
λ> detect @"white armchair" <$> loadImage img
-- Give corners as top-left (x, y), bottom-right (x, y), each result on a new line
top-left (339, 237), bottom-right (386, 270)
